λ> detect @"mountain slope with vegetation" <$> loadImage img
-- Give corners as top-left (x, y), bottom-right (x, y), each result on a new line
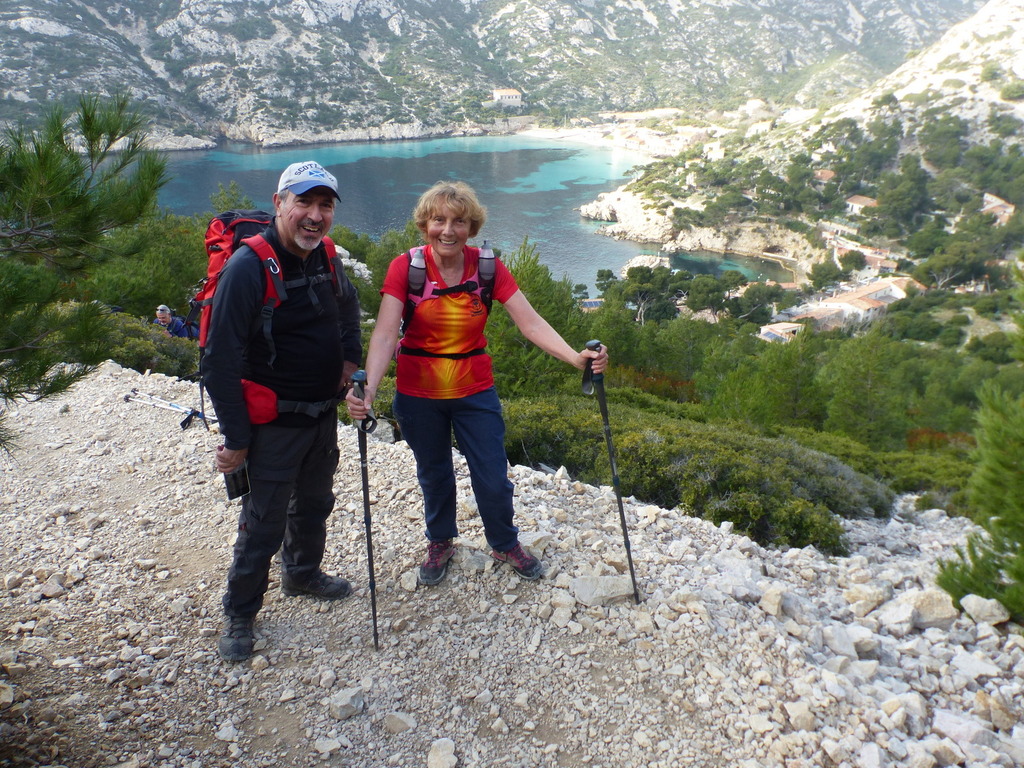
top-left (0, 0), bottom-right (984, 144)
top-left (596, 0), bottom-right (1024, 295)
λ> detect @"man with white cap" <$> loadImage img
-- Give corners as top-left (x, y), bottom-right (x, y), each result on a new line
top-left (153, 304), bottom-right (189, 337)
top-left (202, 161), bottom-right (362, 662)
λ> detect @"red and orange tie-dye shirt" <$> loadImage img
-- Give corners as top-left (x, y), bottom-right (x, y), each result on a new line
top-left (382, 245), bottom-right (519, 399)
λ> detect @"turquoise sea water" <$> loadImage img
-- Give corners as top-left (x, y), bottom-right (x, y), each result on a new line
top-left (158, 135), bottom-right (792, 291)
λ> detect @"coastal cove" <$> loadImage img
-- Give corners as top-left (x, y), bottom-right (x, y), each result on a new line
top-left (157, 135), bottom-right (794, 291)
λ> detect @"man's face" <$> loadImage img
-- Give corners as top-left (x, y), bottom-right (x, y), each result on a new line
top-left (155, 311), bottom-right (171, 326)
top-left (274, 188), bottom-right (336, 258)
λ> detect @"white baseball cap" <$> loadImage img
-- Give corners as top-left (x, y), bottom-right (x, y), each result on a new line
top-left (277, 161), bottom-right (340, 199)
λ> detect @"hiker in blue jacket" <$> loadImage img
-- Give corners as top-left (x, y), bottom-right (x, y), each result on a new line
top-left (153, 305), bottom-right (190, 338)
top-left (202, 161), bottom-right (362, 663)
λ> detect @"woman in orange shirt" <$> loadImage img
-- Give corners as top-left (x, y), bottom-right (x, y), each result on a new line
top-left (347, 181), bottom-right (607, 586)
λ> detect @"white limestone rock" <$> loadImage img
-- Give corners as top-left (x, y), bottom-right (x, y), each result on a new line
top-left (932, 709), bottom-right (997, 750)
top-left (384, 712), bottom-right (416, 734)
top-left (427, 738), bottom-right (458, 768)
top-left (960, 594), bottom-right (1010, 626)
top-left (570, 575), bottom-right (635, 607)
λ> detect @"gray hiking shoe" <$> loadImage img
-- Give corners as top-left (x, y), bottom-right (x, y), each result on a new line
top-left (418, 539), bottom-right (456, 586)
top-left (281, 571), bottom-right (352, 600)
top-left (218, 616), bottom-right (255, 663)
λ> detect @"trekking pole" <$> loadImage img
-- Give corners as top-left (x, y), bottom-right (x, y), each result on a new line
top-left (351, 370), bottom-right (380, 650)
top-left (582, 340), bottom-right (640, 604)
top-left (123, 388), bottom-right (216, 430)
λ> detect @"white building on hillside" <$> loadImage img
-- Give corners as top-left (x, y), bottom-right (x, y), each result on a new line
top-left (813, 277), bottom-right (924, 324)
top-left (490, 88), bottom-right (522, 108)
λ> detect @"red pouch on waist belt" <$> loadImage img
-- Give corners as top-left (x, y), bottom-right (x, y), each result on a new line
top-left (241, 379), bottom-right (278, 424)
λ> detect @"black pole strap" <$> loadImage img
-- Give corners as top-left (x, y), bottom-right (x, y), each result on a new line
top-left (582, 339), bottom-right (604, 395)
top-left (351, 371), bottom-right (377, 434)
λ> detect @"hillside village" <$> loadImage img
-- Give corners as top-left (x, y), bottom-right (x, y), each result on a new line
top-left (575, 49), bottom-right (1022, 336)
top-left (561, 0), bottom-right (1024, 337)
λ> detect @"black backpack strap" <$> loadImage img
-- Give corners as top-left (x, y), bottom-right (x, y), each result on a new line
top-left (243, 235), bottom-right (289, 368)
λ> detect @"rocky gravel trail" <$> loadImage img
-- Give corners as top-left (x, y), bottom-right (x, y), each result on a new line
top-left (1, 362), bottom-right (1022, 768)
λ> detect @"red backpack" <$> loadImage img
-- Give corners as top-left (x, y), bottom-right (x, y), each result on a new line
top-left (187, 209), bottom-right (345, 365)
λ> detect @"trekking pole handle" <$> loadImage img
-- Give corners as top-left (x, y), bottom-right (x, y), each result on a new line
top-left (351, 370), bottom-right (377, 433)
top-left (583, 339), bottom-right (603, 395)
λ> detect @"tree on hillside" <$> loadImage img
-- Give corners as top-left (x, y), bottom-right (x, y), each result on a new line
top-left (486, 239), bottom-right (589, 396)
top-left (710, 330), bottom-right (829, 429)
top-left (209, 180), bottom-right (256, 212)
top-left (819, 330), bottom-right (909, 451)
top-left (872, 154), bottom-right (931, 232)
top-left (728, 281), bottom-right (785, 325)
top-left (809, 259), bottom-right (844, 290)
top-left (912, 241), bottom-right (991, 290)
top-left (80, 213), bottom-right (206, 316)
top-left (937, 281), bottom-right (1024, 620)
top-left (0, 94), bottom-right (166, 452)
top-left (919, 115), bottom-right (969, 170)
top-left (595, 268), bottom-right (618, 296)
top-left (618, 265), bottom-right (689, 324)
top-left (839, 250), bottom-right (867, 272)
top-left (686, 274), bottom-right (727, 318)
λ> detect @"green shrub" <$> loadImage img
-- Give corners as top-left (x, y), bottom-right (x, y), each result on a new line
top-left (779, 426), bottom-right (974, 499)
top-left (937, 300), bottom-right (1024, 620)
top-left (104, 313), bottom-right (199, 378)
top-left (937, 325), bottom-right (965, 347)
top-left (999, 81), bottom-right (1024, 101)
top-left (503, 396), bottom-right (892, 553)
top-left (878, 450), bottom-right (973, 494)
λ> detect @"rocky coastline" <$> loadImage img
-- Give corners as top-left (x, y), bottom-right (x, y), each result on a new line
top-left (579, 185), bottom-right (818, 282)
top-left (145, 116), bottom-right (538, 153)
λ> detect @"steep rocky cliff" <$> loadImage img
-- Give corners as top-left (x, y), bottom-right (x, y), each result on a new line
top-left (0, 0), bottom-right (984, 144)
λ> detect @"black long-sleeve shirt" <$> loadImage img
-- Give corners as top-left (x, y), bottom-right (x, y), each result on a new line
top-left (202, 223), bottom-right (362, 450)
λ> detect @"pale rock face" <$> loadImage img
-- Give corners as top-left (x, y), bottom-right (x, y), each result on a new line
top-left (427, 738), bottom-right (458, 768)
top-left (0, 1), bottom-right (986, 142)
top-left (578, 188), bottom-right (674, 243)
top-left (579, 185), bottom-right (820, 278)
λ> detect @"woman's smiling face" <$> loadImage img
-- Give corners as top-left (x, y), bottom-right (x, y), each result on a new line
top-left (424, 204), bottom-right (471, 260)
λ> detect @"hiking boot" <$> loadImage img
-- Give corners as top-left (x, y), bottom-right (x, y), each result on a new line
top-left (281, 571), bottom-right (352, 600)
top-left (418, 539), bottom-right (456, 586)
top-left (218, 617), bottom-right (255, 663)
top-left (491, 543), bottom-right (543, 580)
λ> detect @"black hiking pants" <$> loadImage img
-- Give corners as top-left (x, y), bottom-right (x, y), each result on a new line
top-left (222, 416), bottom-right (340, 619)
